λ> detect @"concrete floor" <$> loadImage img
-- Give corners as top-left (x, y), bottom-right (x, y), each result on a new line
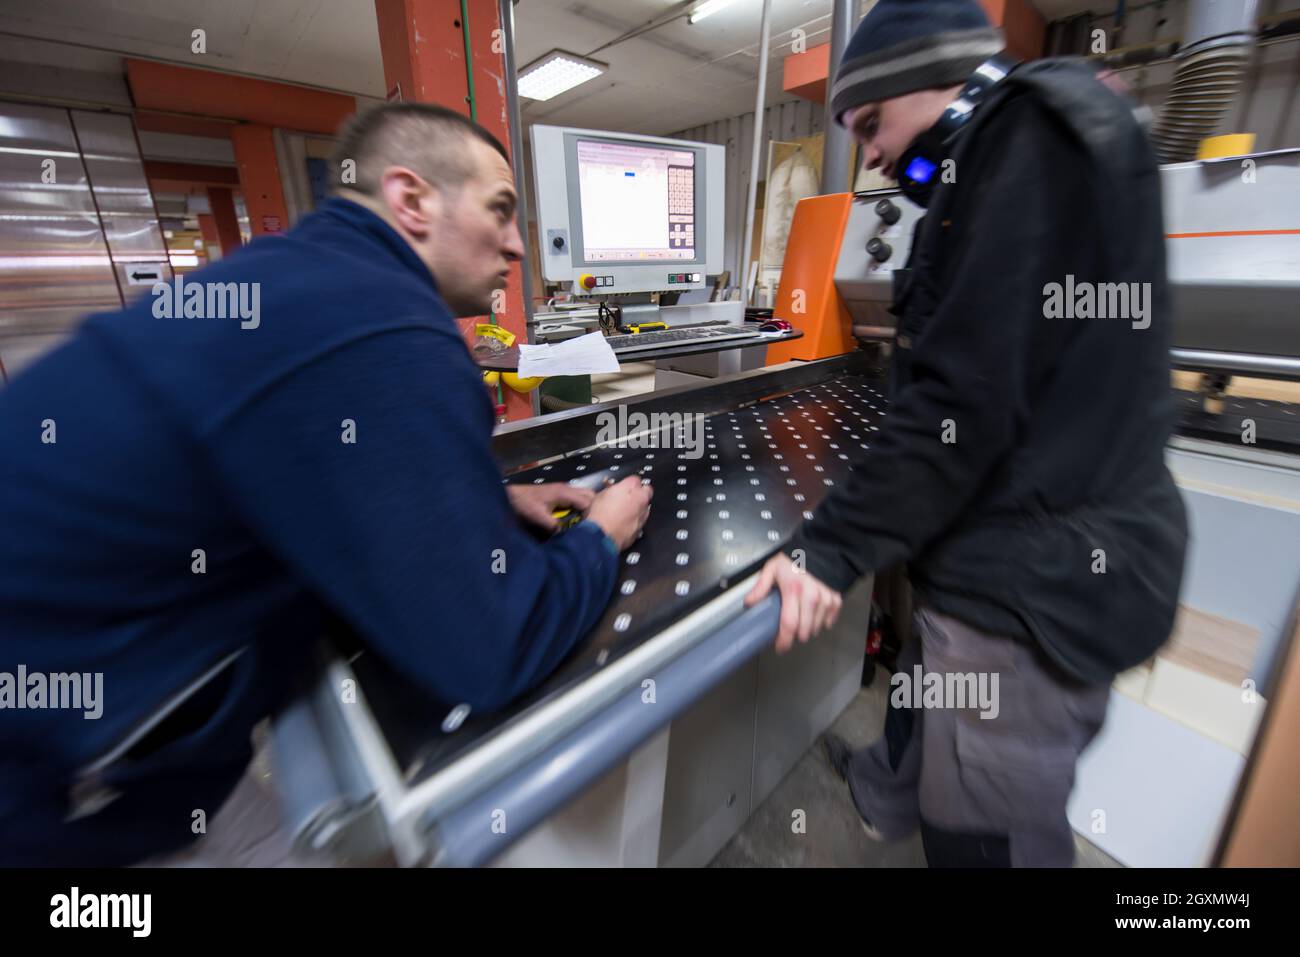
top-left (709, 675), bottom-right (1122, 868)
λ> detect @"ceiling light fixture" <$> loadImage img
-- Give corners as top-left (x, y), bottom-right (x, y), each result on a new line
top-left (517, 49), bottom-right (608, 101)
top-left (689, 0), bottom-right (741, 24)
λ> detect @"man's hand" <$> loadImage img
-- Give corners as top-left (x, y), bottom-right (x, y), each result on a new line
top-left (745, 553), bottom-right (843, 654)
top-left (585, 476), bottom-right (653, 551)
top-left (507, 482), bottom-right (595, 532)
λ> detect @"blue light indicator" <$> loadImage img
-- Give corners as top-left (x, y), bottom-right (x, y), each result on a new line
top-left (625, 171), bottom-right (635, 177)
top-left (904, 155), bottom-right (937, 184)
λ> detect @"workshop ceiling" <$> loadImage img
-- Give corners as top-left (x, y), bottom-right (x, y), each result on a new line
top-left (0, 0), bottom-right (387, 98)
top-left (516, 0), bottom-right (851, 134)
top-left (0, 0), bottom-right (1097, 136)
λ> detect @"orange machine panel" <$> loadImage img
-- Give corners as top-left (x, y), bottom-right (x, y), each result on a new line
top-left (783, 42), bottom-right (831, 104)
top-left (766, 192), bottom-right (855, 364)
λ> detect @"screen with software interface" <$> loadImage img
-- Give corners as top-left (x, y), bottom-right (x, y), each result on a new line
top-left (575, 139), bottom-right (697, 263)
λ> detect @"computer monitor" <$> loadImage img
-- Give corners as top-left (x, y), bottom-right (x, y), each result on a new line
top-left (531, 125), bottom-right (725, 297)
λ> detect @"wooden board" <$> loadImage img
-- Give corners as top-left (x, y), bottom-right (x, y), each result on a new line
top-left (1161, 605), bottom-right (1260, 685)
top-left (1171, 370), bottom-right (1300, 404)
top-left (1217, 600), bottom-right (1300, 866)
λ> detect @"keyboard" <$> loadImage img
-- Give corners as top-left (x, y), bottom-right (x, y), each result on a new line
top-left (604, 326), bottom-right (761, 354)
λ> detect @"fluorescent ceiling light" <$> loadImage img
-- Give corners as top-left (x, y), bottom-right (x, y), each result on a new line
top-left (689, 0), bottom-right (740, 24)
top-left (518, 50), bottom-right (607, 102)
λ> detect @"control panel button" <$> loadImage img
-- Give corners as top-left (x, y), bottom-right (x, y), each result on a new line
top-left (866, 237), bottom-right (892, 263)
top-left (874, 199), bottom-right (901, 225)
top-left (580, 274), bottom-right (597, 290)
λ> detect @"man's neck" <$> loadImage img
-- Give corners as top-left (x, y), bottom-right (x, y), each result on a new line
top-left (334, 189), bottom-right (397, 229)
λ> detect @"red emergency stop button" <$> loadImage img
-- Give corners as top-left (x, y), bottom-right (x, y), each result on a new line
top-left (580, 274), bottom-right (597, 290)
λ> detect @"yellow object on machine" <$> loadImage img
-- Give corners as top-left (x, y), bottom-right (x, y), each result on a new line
top-left (476, 323), bottom-right (516, 347)
top-left (502, 372), bottom-right (544, 393)
top-left (1197, 134), bottom-right (1256, 160)
top-left (483, 369), bottom-right (544, 392)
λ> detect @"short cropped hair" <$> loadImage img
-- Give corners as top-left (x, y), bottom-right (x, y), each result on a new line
top-left (330, 102), bottom-right (510, 196)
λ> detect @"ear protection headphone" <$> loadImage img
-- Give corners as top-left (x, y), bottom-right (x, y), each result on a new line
top-left (895, 54), bottom-right (1020, 208)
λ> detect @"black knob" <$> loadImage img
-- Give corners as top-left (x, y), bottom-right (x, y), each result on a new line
top-left (866, 237), bottom-right (892, 263)
top-left (552, 235), bottom-right (565, 250)
top-left (874, 199), bottom-right (900, 225)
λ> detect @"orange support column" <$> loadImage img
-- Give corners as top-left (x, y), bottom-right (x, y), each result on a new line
top-left (230, 125), bottom-right (290, 238)
top-left (197, 214), bottom-right (221, 263)
top-left (375, 0), bottom-right (532, 421)
top-left (977, 0), bottom-right (1046, 61)
top-left (206, 187), bottom-right (242, 255)
top-left (766, 193), bottom-right (856, 364)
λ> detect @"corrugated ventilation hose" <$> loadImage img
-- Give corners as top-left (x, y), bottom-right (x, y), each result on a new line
top-left (1149, 0), bottom-right (1257, 163)
top-left (1150, 43), bottom-right (1252, 162)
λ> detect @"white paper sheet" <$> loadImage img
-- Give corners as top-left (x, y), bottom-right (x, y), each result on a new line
top-left (516, 332), bottom-right (620, 378)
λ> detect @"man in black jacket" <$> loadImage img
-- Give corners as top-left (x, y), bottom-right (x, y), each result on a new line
top-left (745, 0), bottom-right (1187, 866)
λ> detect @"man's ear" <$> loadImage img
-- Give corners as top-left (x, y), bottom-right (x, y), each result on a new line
top-left (379, 166), bottom-right (439, 239)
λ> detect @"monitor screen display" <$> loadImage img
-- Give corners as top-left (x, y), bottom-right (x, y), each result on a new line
top-left (575, 139), bottom-right (696, 263)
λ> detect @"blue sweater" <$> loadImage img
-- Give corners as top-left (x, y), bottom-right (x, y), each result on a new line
top-left (0, 197), bottom-right (618, 864)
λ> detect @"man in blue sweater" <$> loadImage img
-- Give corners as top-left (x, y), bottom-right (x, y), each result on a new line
top-left (0, 103), bottom-right (651, 866)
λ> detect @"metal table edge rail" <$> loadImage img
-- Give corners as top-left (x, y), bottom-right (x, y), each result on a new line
top-left (423, 592), bottom-right (783, 867)
top-left (389, 571), bottom-right (765, 846)
top-left (1171, 349), bottom-right (1300, 380)
top-left (271, 655), bottom-right (412, 862)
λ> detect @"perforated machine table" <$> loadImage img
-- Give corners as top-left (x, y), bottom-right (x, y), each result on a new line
top-left (270, 352), bottom-right (887, 866)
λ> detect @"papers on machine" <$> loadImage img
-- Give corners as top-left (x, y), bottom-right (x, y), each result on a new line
top-left (517, 332), bottom-right (620, 378)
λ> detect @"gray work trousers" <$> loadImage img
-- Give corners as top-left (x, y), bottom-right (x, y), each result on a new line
top-left (847, 606), bottom-right (1110, 867)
